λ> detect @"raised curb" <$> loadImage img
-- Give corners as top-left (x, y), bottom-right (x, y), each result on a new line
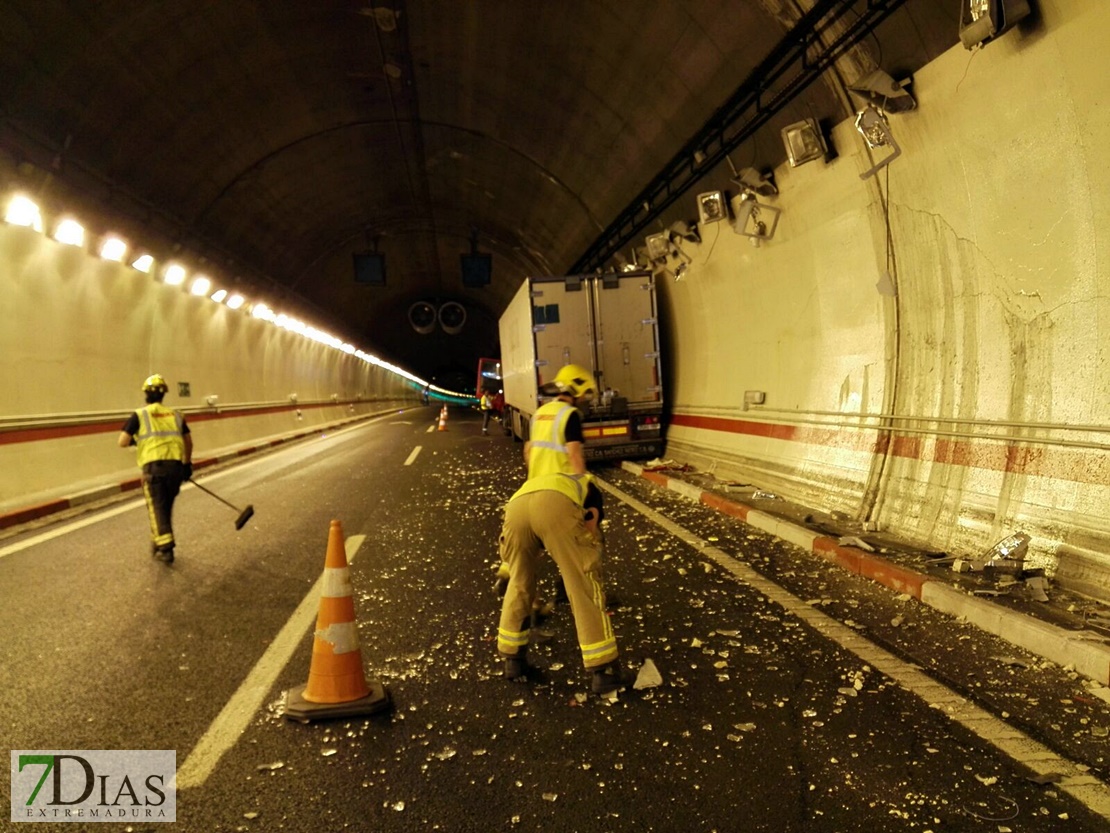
top-left (622, 461), bottom-right (1110, 686)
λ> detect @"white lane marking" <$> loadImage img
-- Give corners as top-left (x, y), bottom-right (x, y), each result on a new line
top-left (597, 478), bottom-right (1110, 821)
top-left (174, 533), bottom-right (367, 790)
top-left (404, 446), bottom-right (422, 466)
top-left (426, 423), bottom-right (436, 433)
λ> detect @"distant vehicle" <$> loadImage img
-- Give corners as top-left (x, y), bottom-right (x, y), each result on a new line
top-left (498, 271), bottom-right (664, 461)
top-left (476, 357), bottom-right (502, 398)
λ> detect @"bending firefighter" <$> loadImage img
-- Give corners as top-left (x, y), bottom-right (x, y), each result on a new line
top-left (496, 363), bottom-right (626, 695)
top-left (118, 374), bottom-right (193, 564)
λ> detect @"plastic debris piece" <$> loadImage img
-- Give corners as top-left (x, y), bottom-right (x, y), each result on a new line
top-left (256, 761), bottom-right (285, 772)
top-left (634, 659), bottom-right (663, 690)
top-left (321, 748), bottom-right (338, 757)
top-left (433, 747), bottom-right (457, 761)
top-left (838, 536), bottom-right (876, 552)
top-left (1026, 575), bottom-right (1050, 602)
top-left (542, 793), bottom-right (558, 802)
top-left (838, 687), bottom-right (858, 698)
top-left (243, 811), bottom-right (260, 820)
top-left (392, 801), bottom-right (405, 811)
top-left (733, 722), bottom-right (756, 732)
top-left (752, 490), bottom-right (778, 500)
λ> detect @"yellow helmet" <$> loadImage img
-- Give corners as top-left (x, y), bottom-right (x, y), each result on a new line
top-left (142, 374), bottom-right (169, 393)
top-left (552, 364), bottom-right (596, 400)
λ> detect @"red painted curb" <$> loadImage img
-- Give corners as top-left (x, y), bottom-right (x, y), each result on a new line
top-left (633, 469), bottom-right (933, 603)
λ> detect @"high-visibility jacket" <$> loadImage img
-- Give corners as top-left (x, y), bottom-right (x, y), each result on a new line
top-left (134, 404), bottom-right (187, 467)
top-left (480, 393), bottom-right (493, 411)
top-left (511, 399), bottom-right (591, 507)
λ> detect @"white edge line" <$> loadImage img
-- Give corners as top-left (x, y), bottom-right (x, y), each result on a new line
top-left (174, 533), bottom-right (367, 790)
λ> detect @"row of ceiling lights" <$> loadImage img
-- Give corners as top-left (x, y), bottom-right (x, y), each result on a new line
top-left (1, 192), bottom-right (463, 397)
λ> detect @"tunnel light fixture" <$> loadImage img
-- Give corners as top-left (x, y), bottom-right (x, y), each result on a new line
top-left (53, 218), bottom-right (86, 247)
top-left (163, 263), bottom-right (187, 286)
top-left (251, 302), bottom-right (276, 322)
top-left (210, 288), bottom-right (228, 303)
top-left (696, 191), bottom-right (728, 225)
top-left (99, 236), bottom-right (128, 262)
top-left (4, 195), bottom-right (44, 231)
top-left (854, 106), bottom-right (902, 180)
top-left (190, 275), bottom-right (212, 296)
top-left (781, 118), bottom-right (830, 167)
top-left (131, 253), bottom-right (154, 273)
top-left (226, 293), bottom-right (245, 310)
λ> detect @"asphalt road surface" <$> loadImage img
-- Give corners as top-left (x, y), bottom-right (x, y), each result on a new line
top-left (3, 406), bottom-right (1109, 831)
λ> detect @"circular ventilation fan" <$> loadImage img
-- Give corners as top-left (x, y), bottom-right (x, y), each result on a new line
top-left (438, 301), bottom-right (467, 335)
top-left (408, 301), bottom-right (437, 334)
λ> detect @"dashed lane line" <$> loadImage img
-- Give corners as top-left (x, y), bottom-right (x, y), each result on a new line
top-left (404, 446), bottom-right (423, 466)
top-left (174, 533), bottom-right (367, 790)
top-left (598, 478), bottom-right (1110, 821)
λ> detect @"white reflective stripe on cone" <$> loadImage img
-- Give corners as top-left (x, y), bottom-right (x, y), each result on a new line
top-left (315, 621), bottom-right (360, 653)
top-left (321, 566), bottom-right (353, 598)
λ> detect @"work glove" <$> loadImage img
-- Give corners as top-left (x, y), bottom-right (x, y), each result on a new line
top-left (182, 463), bottom-right (193, 481)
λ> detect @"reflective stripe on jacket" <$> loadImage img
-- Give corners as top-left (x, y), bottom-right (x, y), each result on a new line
top-left (134, 404), bottom-right (187, 467)
top-left (510, 400), bottom-right (591, 507)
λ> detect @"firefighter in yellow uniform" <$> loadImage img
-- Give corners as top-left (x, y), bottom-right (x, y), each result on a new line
top-left (118, 374), bottom-right (193, 564)
top-left (497, 364), bottom-right (626, 695)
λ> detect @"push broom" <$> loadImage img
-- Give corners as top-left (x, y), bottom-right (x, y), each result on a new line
top-left (189, 479), bottom-right (255, 530)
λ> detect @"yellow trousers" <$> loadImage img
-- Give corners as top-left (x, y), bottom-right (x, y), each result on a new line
top-left (496, 490), bottom-right (618, 669)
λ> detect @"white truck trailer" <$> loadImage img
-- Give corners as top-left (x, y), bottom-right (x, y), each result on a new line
top-left (498, 271), bottom-right (664, 461)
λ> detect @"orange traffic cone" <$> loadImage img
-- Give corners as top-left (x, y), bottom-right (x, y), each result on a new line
top-left (284, 520), bottom-right (391, 722)
top-left (437, 405), bottom-right (448, 431)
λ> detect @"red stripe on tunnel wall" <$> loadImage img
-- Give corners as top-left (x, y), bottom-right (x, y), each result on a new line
top-left (670, 414), bottom-right (1110, 487)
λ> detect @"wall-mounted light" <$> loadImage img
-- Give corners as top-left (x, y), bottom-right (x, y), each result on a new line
top-left (131, 253), bottom-right (154, 273)
top-left (189, 276), bottom-right (211, 296)
top-left (847, 69), bottom-right (915, 114)
top-left (731, 192), bottom-right (781, 244)
top-left (226, 293), bottom-right (245, 310)
top-left (289, 393), bottom-right (298, 404)
top-left (53, 218), bottom-right (85, 247)
top-left (959, 0), bottom-right (1030, 50)
top-left (781, 118), bottom-right (830, 167)
top-left (645, 232), bottom-right (671, 262)
top-left (163, 263), bottom-right (187, 286)
top-left (732, 167), bottom-right (778, 197)
top-left (99, 236), bottom-right (128, 262)
top-left (3, 195), bottom-right (43, 231)
top-left (696, 191), bottom-right (728, 225)
top-left (854, 106), bottom-right (901, 180)
top-left (210, 289), bottom-right (228, 303)
top-left (205, 394), bottom-right (219, 407)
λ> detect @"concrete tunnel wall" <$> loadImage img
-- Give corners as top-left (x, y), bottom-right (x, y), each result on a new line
top-left (659, 0), bottom-right (1108, 589)
top-left (0, 1), bottom-right (1106, 592)
top-left (0, 222), bottom-right (420, 513)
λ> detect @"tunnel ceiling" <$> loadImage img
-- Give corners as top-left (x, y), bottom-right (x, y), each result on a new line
top-left (0, 1), bottom-right (958, 385)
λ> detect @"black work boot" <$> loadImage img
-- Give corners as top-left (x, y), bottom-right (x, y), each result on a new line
top-left (590, 661), bottom-right (628, 695)
top-left (503, 652), bottom-right (528, 680)
top-left (152, 546), bottom-right (174, 564)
